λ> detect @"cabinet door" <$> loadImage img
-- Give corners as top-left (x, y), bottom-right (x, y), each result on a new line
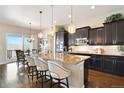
top-left (104, 24), bottom-right (112, 44)
top-left (88, 55), bottom-right (102, 70)
top-left (116, 20), bottom-right (124, 44)
top-left (75, 29), bottom-right (82, 38)
top-left (88, 57), bottom-right (95, 69)
top-left (112, 22), bottom-right (117, 44)
top-left (76, 27), bottom-right (89, 38)
top-left (89, 29), bottom-right (97, 45)
top-left (115, 57), bottom-right (124, 76)
top-left (102, 57), bottom-right (114, 73)
top-left (93, 56), bottom-right (102, 70)
top-left (97, 28), bottom-right (105, 45)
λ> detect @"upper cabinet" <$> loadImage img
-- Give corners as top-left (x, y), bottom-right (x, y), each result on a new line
top-left (104, 20), bottom-right (124, 45)
top-left (68, 26), bottom-right (90, 46)
top-left (68, 20), bottom-right (124, 46)
top-left (89, 27), bottom-right (105, 45)
top-left (75, 26), bottom-right (90, 38)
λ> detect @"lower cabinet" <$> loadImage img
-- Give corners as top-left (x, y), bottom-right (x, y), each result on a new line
top-left (88, 55), bottom-right (102, 70)
top-left (88, 55), bottom-right (124, 76)
top-left (102, 56), bottom-right (115, 73)
top-left (115, 57), bottom-right (124, 76)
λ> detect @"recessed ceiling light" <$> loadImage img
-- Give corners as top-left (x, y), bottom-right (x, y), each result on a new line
top-left (68, 14), bottom-right (72, 18)
top-left (91, 5), bottom-right (95, 9)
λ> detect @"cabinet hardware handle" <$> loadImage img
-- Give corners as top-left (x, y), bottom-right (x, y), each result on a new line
top-left (112, 40), bottom-right (114, 44)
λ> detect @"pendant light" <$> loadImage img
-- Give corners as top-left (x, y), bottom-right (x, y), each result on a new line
top-left (68, 5), bottom-right (76, 34)
top-left (51, 5), bottom-right (54, 36)
top-left (27, 22), bottom-right (34, 43)
top-left (38, 11), bottom-right (43, 38)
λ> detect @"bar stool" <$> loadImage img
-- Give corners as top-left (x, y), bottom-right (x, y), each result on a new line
top-left (34, 57), bottom-right (50, 87)
top-left (26, 57), bottom-right (37, 82)
top-left (47, 60), bottom-right (71, 88)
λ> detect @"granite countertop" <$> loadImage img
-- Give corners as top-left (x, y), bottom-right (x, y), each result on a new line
top-left (67, 51), bottom-right (124, 57)
top-left (40, 53), bottom-right (90, 65)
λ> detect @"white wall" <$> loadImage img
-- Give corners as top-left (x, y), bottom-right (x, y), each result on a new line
top-left (0, 23), bottom-right (39, 62)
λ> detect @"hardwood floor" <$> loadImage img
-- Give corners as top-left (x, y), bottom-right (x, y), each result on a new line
top-left (0, 62), bottom-right (124, 88)
top-left (88, 69), bottom-right (124, 88)
top-left (0, 63), bottom-right (61, 88)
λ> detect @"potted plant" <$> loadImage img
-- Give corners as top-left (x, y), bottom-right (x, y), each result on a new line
top-left (104, 13), bottom-right (124, 23)
top-left (118, 45), bottom-right (124, 55)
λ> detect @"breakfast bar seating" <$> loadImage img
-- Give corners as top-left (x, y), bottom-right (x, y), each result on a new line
top-left (26, 57), bottom-right (37, 81)
top-left (40, 53), bottom-right (90, 88)
top-left (48, 60), bottom-right (71, 88)
top-left (34, 57), bottom-right (50, 87)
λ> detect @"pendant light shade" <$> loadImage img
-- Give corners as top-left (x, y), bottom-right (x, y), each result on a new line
top-left (38, 32), bottom-right (42, 38)
top-left (38, 11), bottom-right (43, 38)
top-left (27, 22), bottom-right (34, 43)
top-left (68, 5), bottom-right (76, 34)
top-left (68, 24), bottom-right (76, 34)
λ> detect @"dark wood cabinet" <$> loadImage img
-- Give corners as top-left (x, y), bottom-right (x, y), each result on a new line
top-left (87, 55), bottom-right (124, 76)
top-left (75, 26), bottom-right (90, 38)
top-left (115, 57), bottom-right (124, 76)
top-left (68, 26), bottom-right (90, 46)
top-left (88, 55), bottom-right (102, 70)
top-left (102, 56), bottom-right (115, 73)
top-left (97, 28), bottom-right (105, 45)
top-left (102, 56), bottom-right (124, 76)
top-left (116, 20), bottom-right (124, 44)
top-left (89, 27), bottom-right (104, 45)
top-left (104, 20), bottom-right (124, 45)
top-left (56, 30), bottom-right (68, 53)
top-left (89, 29), bottom-right (97, 45)
top-left (69, 52), bottom-right (124, 76)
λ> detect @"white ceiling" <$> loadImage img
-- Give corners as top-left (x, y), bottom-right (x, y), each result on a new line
top-left (0, 5), bottom-right (124, 31)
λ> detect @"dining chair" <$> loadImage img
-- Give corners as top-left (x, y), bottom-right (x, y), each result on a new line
top-left (15, 50), bottom-right (26, 68)
top-left (47, 60), bottom-right (71, 88)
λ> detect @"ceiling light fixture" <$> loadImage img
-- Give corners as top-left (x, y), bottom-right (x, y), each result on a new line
top-left (68, 5), bottom-right (76, 34)
top-left (38, 11), bottom-right (43, 38)
top-left (91, 5), bottom-right (95, 9)
top-left (68, 14), bottom-right (71, 18)
top-left (27, 22), bottom-right (34, 43)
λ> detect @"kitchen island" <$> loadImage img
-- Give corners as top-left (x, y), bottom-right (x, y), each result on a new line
top-left (40, 53), bottom-right (90, 88)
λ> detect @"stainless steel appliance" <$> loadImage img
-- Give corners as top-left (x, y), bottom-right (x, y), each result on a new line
top-left (75, 38), bottom-right (88, 45)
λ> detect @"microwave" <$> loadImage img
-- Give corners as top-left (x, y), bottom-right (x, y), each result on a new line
top-left (75, 38), bottom-right (88, 45)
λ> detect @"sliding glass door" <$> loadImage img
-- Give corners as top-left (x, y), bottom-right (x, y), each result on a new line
top-left (6, 34), bottom-right (33, 61)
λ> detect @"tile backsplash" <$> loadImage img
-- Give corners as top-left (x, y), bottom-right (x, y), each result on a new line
top-left (69, 45), bottom-right (122, 55)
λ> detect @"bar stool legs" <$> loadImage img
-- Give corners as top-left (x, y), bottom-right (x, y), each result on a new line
top-left (58, 80), bottom-right (60, 88)
top-left (66, 77), bottom-right (69, 88)
top-left (36, 70), bottom-right (50, 88)
top-left (50, 77), bottom-right (69, 88)
top-left (50, 76), bottom-right (53, 88)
